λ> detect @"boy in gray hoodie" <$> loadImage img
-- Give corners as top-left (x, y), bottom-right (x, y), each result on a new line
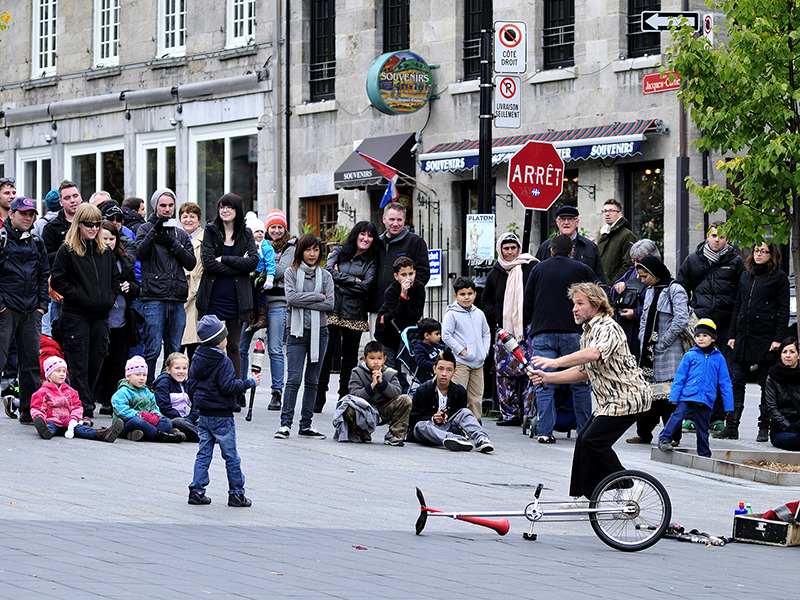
top-left (442, 277), bottom-right (491, 422)
top-left (347, 340), bottom-right (412, 446)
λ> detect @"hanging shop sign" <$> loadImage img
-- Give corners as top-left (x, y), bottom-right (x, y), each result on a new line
top-left (366, 51), bottom-right (433, 115)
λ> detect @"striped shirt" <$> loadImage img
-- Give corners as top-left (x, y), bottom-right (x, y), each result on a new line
top-left (578, 313), bottom-right (652, 417)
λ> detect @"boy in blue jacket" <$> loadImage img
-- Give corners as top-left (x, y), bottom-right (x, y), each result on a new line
top-left (658, 319), bottom-right (733, 457)
top-left (188, 315), bottom-right (260, 507)
top-left (411, 318), bottom-right (446, 383)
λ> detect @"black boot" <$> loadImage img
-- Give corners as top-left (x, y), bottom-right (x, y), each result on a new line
top-left (268, 390), bottom-right (281, 411)
top-left (155, 430), bottom-right (185, 443)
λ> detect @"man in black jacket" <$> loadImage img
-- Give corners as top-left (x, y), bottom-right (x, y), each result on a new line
top-left (369, 202), bottom-right (430, 314)
top-left (135, 188), bottom-right (197, 384)
top-left (524, 234), bottom-right (600, 443)
top-left (408, 349), bottom-right (494, 452)
top-left (535, 205), bottom-right (605, 282)
top-left (0, 197), bottom-right (50, 424)
top-left (676, 221), bottom-right (744, 434)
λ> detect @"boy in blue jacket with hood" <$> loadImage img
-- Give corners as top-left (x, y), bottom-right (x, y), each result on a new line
top-left (188, 315), bottom-right (260, 507)
top-left (658, 319), bottom-right (733, 457)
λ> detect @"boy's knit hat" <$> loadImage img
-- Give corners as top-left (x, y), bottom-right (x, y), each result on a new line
top-left (197, 314), bottom-right (228, 346)
top-left (125, 355), bottom-right (148, 376)
top-left (695, 318), bottom-right (717, 340)
top-left (265, 209), bottom-right (287, 230)
top-left (43, 356), bottom-right (67, 380)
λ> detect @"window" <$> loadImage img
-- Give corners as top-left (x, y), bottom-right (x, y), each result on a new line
top-left (543, 0), bottom-right (574, 70)
top-left (627, 0), bottom-right (661, 58)
top-left (624, 161), bottom-right (664, 255)
top-left (190, 123), bottom-right (258, 219)
top-left (384, 0), bottom-right (410, 53)
top-left (16, 148), bottom-right (52, 214)
top-left (310, 0), bottom-right (335, 101)
top-left (33, 0), bottom-right (57, 78)
top-left (65, 139), bottom-right (125, 203)
top-left (94, 0), bottom-right (120, 66)
top-left (227, 0), bottom-right (256, 48)
top-left (136, 133), bottom-right (176, 209)
top-left (159, 0), bottom-right (187, 57)
top-left (304, 195), bottom-right (339, 242)
top-left (463, 0), bottom-right (481, 80)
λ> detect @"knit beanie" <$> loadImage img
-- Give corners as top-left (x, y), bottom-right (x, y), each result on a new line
top-left (43, 356), bottom-right (67, 380)
top-left (44, 189), bottom-right (61, 212)
top-left (150, 187), bottom-right (176, 211)
top-left (694, 318), bottom-right (717, 340)
top-left (197, 314), bottom-right (228, 347)
top-left (125, 355), bottom-right (149, 377)
top-left (245, 211), bottom-right (265, 233)
top-left (265, 209), bottom-right (287, 230)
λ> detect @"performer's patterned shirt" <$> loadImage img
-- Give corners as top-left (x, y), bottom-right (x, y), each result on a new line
top-left (578, 313), bottom-right (652, 417)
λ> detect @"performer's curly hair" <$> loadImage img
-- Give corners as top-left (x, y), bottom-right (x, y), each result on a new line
top-left (567, 282), bottom-right (613, 318)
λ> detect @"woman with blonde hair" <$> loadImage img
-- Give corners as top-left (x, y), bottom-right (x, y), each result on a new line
top-left (51, 203), bottom-right (121, 423)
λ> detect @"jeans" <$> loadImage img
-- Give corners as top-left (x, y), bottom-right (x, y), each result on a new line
top-left (0, 308), bottom-right (42, 420)
top-left (532, 332), bottom-right (592, 436)
top-left (142, 300), bottom-right (186, 386)
top-left (772, 431), bottom-right (800, 451)
top-left (120, 415), bottom-right (173, 440)
top-left (190, 415), bottom-right (245, 495)
top-left (128, 299), bottom-right (146, 359)
top-left (60, 312), bottom-right (109, 419)
top-left (240, 305), bottom-right (286, 391)
top-left (660, 402), bottom-right (712, 457)
top-left (45, 421), bottom-right (98, 440)
top-left (282, 327), bottom-right (329, 429)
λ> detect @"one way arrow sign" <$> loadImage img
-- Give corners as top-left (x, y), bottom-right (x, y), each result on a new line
top-left (641, 11), bottom-right (701, 32)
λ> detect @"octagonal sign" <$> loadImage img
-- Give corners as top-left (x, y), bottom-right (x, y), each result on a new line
top-left (507, 141), bottom-right (564, 210)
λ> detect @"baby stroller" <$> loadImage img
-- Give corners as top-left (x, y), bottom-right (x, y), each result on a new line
top-left (522, 383), bottom-right (578, 438)
top-left (392, 322), bottom-right (424, 392)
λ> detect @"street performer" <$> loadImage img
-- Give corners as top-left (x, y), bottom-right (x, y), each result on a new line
top-left (528, 282), bottom-right (651, 499)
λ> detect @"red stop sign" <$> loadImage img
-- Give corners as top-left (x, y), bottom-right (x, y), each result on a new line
top-left (507, 141), bottom-right (565, 210)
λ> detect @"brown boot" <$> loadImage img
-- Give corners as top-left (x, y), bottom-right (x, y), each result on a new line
top-left (245, 309), bottom-right (259, 333)
top-left (246, 307), bottom-right (269, 333)
top-left (96, 418), bottom-right (124, 443)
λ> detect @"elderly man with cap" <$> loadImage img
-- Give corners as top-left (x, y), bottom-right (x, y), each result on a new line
top-left (535, 205), bottom-right (605, 283)
top-left (135, 188), bottom-right (197, 385)
top-left (0, 197), bottom-right (50, 425)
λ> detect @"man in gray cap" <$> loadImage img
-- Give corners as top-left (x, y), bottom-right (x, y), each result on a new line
top-left (535, 205), bottom-right (605, 282)
top-left (135, 189), bottom-right (196, 385)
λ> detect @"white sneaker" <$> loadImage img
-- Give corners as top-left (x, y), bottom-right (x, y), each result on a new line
top-left (274, 426), bottom-right (290, 439)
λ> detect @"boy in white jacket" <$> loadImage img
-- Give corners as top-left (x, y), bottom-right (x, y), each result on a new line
top-left (442, 276), bottom-right (491, 421)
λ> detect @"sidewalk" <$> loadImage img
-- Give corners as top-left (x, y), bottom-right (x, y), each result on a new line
top-left (0, 379), bottom-right (797, 599)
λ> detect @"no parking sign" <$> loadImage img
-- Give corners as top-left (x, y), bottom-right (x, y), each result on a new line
top-left (494, 76), bottom-right (521, 128)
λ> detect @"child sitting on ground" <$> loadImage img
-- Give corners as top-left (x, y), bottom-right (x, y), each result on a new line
top-left (111, 356), bottom-right (185, 443)
top-left (31, 356), bottom-right (124, 442)
top-left (154, 352), bottom-right (199, 442)
top-left (188, 315), bottom-right (260, 507)
top-left (658, 319), bottom-right (733, 457)
top-left (346, 340), bottom-right (412, 446)
top-left (411, 318), bottom-right (446, 383)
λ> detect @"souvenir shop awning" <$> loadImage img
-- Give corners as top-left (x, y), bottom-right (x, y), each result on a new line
top-left (333, 132), bottom-right (417, 189)
top-left (418, 119), bottom-right (662, 174)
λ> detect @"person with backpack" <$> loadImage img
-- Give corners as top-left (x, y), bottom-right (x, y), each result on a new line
top-left (0, 197), bottom-right (50, 425)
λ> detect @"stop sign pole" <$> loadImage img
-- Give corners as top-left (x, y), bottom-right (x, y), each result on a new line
top-left (506, 141), bottom-right (565, 251)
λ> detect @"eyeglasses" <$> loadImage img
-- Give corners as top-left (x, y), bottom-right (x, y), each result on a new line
top-left (0, 177), bottom-right (15, 186)
top-left (219, 205), bottom-right (235, 212)
top-left (556, 216), bottom-right (578, 222)
top-left (105, 215), bottom-right (123, 223)
top-left (80, 221), bottom-right (101, 229)
top-left (753, 248), bottom-right (771, 255)
top-left (602, 209), bottom-right (620, 214)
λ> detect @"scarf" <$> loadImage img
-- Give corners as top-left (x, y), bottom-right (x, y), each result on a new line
top-left (496, 233), bottom-right (536, 340)
top-left (290, 262), bottom-right (324, 362)
top-left (768, 362), bottom-right (800, 386)
top-left (637, 256), bottom-right (674, 381)
top-left (702, 242), bottom-right (732, 264)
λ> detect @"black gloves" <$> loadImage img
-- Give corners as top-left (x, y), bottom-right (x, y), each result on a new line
top-left (154, 216), bottom-right (169, 232)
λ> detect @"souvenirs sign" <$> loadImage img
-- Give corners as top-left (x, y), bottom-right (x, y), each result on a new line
top-left (366, 51), bottom-right (433, 115)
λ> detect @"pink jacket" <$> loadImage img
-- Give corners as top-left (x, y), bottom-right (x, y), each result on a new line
top-left (30, 382), bottom-right (82, 427)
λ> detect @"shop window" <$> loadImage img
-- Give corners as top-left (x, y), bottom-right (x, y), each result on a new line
top-left (228, 0), bottom-right (256, 48)
top-left (624, 161), bottom-right (664, 255)
top-left (305, 195), bottom-right (339, 243)
top-left (94, 0), bottom-right (120, 67)
top-left (69, 150), bottom-right (124, 203)
top-left (543, 0), bottom-right (574, 70)
top-left (159, 0), bottom-right (186, 57)
top-left (539, 169), bottom-right (579, 243)
top-left (627, 0), bottom-right (660, 59)
top-left (191, 124), bottom-right (258, 219)
top-left (384, 0), bottom-right (410, 53)
top-left (33, 0), bottom-right (58, 78)
top-left (17, 149), bottom-right (52, 213)
top-left (463, 0), bottom-right (481, 80)
top-left (310, 0), bottom-right (335, 101)
top-left (137, 134), bottom-right (176, 209)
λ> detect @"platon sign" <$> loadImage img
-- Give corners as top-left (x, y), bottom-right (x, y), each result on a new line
top-left (494, 76), bottom-right (521, 128)
top-left (507, 142), bottom-right (564, 211)
top-left (366, 51), bottom-right (433, 115)
top-left (494, 21), bottom-right (527, 74)
top-left (643, 71), bottom-right (681, 94)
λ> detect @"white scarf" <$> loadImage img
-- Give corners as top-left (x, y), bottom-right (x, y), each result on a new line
top-left (496, 233), bottom-right (536, 340)
top-left (290, 262), bottom-right (324, 362)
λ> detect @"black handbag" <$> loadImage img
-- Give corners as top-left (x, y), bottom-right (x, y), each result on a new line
top-left (615, 278), bottom-right (645, 311)
top-left (126, 305), bottom-right (146, 346)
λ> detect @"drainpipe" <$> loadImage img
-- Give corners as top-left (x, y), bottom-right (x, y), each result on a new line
top-left (285, 0), bottom-right (292, 223)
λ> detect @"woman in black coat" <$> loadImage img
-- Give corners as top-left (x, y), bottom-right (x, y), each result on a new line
top-left (764, 338), bottom-right (800, 451)
top-left (196, 193), bottom-right (258, 377)
top-left (315, 221), bottom-right (378, 410)
top-left (481, 232), bottom-right (537, 425)
top-left (717, 241), bottom-right (789, 441)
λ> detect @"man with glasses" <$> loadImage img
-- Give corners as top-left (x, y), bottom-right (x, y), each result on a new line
top-left (0, 177), bottom-right (17, 226)
top-left (0, 197), bottom-right (50, 425)
top-left (597, 199), bottom-right (637, 288)
top-left (535, 205), bottom-right (605, 283)
top-left (135, 188), bottom-right (196, 385)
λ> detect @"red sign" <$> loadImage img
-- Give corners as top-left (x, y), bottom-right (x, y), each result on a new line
top-left (507, 141), bottom-right (564, 211)
top-left (643, 71), bottom-right (681, 95)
